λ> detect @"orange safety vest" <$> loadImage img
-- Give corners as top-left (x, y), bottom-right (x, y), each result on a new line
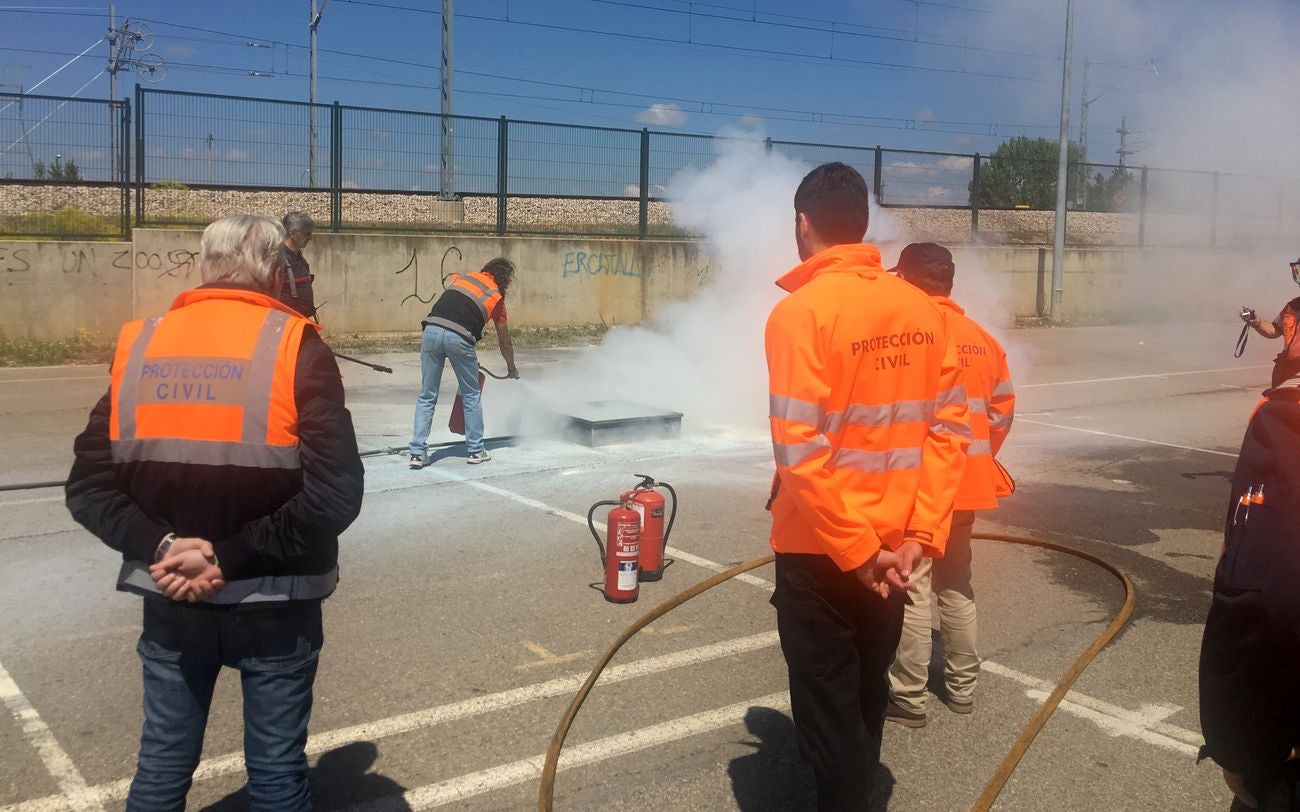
top-left (932, 296), bottom-right (1016, 511)
top-left (766, 243), bottom-right (971, 571)
top-left (108, 288), bottom-right (338, 605)
top-left (109, 287), bottom-right (318, 470)
top-left (424, 270), bottom-right (503, 340)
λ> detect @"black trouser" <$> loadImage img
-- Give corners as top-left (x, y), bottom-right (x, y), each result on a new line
top-left (771, 553), bottom-right (906, 812)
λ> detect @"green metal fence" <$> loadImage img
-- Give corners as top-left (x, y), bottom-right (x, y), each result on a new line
top-left (3, 85), bottom-right (1300, 246)
top-left (0, 92), bottom-right (129, 239)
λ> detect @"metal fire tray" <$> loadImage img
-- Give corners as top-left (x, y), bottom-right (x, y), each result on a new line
top-left (558, 400), bottom-right (683, 447)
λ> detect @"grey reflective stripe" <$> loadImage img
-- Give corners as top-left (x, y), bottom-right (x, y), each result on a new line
top-left (830, 445), bottom-right (924, 473)
top-left (988, 410), bottom-right (1014, 431)
top-left (968, 439), bottom-right (993, 456)
top-left (823, 399), bottom-right (932, 434)
top-left (424, 317), bottom-right (475, 341)
top-left (992, 379), bottom-right (1015, 397)
top-left (968, 397), bottom-right (988, 414)
top-left (451, 275), bottom-right (494, 320)
top-left (118, 561), bottom-right (337, 604)
top-left (112, 437), bottom-right (300, 468)
top-left (773, 436), bottom-right (830, 467)
top-left (935, 419), bottom-right (975, 442)
top-left (116, 316), bottom-right (162, 440)
top-left (936, 384), bottom-right (968, 409)
top-left (242, 310), bottom-right (289, 444)
top-left (769, 393), bottom-right (822, 426)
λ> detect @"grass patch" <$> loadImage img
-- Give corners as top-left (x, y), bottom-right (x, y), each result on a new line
top-left (325, 323), bottom-right (612, 355)
top-left (0, 329), bottom-right (114, 367)
top-left (0, 206), bottom-right (123, 240)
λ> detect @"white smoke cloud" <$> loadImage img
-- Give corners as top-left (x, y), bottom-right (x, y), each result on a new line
top-left (514, 127), bottom-right (803, 435)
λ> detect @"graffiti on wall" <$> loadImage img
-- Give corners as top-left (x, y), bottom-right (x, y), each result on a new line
top-left (395, 246), bottom-right (463, 306)
top-left (0, 244), bottom-right (198, 278)
top-left (561, 250), bottom-right (650, 281)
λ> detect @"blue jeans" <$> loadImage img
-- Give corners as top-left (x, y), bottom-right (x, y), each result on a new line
top-left (410, 323), bottom-right (484, 455)
top-left (127, 599), bottom-right (322, 812)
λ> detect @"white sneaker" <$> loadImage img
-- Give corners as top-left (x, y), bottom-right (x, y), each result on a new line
top-left (467, 450), bottom-right (492, 464)
top-left (409, 454), bottom-right (425, 470)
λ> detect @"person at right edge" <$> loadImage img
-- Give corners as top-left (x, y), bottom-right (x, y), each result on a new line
top-left (1200, 282), bottom-right (1300, 809)
top-left (885, 242), bottom-right (1016, 728)
top-left (1241, 256), bottom-right (1300, 394)
top-left (409, 257), bottom-right (519, 468)
top-left (765, 163), bottom-right (971, 811)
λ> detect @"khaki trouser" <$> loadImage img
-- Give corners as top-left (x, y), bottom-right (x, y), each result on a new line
top-left (888, 509), bottom-right (978, 713)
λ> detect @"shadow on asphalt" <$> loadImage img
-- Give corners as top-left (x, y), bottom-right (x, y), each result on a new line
top-left (727, 705), bottom-right (898, 811)
top-left (200, 741), bottom-right (411, 811)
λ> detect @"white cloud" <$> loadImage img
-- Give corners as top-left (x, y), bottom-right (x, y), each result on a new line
top-left (342, 180), bottom-right (360, 189)
top-left (915, 108), bottom-right (937, 123)
top-left (636, 103), bottom-right (687, 128)
top-left (225, 149), bottom-right (250, 162)
top-left (887, 156), bottom-right (971, 176)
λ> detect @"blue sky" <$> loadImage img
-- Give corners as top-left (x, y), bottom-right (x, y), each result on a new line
top-left (3, 1), bottom-right (1298, 187)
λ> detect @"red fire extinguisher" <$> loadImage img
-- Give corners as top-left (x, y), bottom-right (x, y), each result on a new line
top-left (621, 474), bottom-right (677, 582)
top-left (587, 500), bottom-right (641, 603)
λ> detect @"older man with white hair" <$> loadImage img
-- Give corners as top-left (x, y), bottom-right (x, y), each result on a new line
top-left (66, 214), bottom-right (364, 811)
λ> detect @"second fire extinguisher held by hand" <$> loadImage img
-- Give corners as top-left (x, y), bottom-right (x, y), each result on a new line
top-left (585, 475), bottom-right (677, 603)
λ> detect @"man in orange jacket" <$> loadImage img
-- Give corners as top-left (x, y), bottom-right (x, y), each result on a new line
top-left (885, 243), bottom-right (1016, 728)
top-left (766, 164), bottom-right (971, 809)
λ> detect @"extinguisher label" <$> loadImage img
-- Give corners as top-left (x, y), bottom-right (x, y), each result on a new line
top-left (651, 507), bottom-right (664, 518)
top-left (632, 503), bottom-right (646, 525)
top-left (618, 561), bottom-right (638, 591)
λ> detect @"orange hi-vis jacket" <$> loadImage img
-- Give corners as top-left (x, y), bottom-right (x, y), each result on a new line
top-left (109, 287), bottom-right (318, 470)
top-left (933, 296), bottom-right (1016, 512)
top-left (766, 243), bottom-right (971, 571)
top-left (424, 270), bottom-right (504, 342)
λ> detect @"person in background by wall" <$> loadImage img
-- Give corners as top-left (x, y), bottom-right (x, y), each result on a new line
top-left (885, 242), bottom-right (1016, 728)
top-left (765, 163), bottom-right (970, 810)
top-left (65, 214), bottom-right (365, 811)
top-left (409, 257), bottom-right (519, 468)
top-left (279, 211), bottom-right (316, 319)
top-left (1241, 257), bottom-right (1300, 392)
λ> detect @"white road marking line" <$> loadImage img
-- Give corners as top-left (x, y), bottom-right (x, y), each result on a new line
top-left (422, 467), bottom-right (777, 590)
top-left (0, 375), bottom-right (108, 385)
top-left (1019, 364), bottom-right (1270, 389)
top-left (1018, 418), bottom-right (1238, 458)
top-left (0, 658), bottom-right (102, 811)
top-left (983, 662), bottom-right (1202, 754)
top-left (342, 692), bottom-right (793, 811)
top-left (0, 495), bottom-right (64, 507)
top-left (2, 632), bottom-right (781, 812)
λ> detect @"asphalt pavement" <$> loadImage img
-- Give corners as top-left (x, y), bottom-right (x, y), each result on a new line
top-left (0, 320), bottom-right (1269, 811)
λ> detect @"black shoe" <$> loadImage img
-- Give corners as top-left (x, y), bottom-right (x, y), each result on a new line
top-left (885, 700), bottom-right (927, 728)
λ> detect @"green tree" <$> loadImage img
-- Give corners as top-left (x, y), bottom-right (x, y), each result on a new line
top-left (32, 160), bottom-right (45, 180)
top-left (48, 157), bottom-right (81, 182)
top-left (973, 136), bottom-right (1084, 209)
top-left (1083, 166), bottom-right (1136, 212)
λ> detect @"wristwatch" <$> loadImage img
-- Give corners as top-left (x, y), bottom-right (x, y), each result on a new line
top-left (155, 532), bottom-right (177, 562)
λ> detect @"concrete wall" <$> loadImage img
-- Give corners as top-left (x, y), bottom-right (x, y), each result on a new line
top-left (129, 230), bottom-right (707, 335)
top-left (0, 241), bottom-right (134, 340)
top-left (4, 230), bottom-right (1292, 340)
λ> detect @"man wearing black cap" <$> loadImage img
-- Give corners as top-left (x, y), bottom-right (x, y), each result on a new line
top-left (885, 242), bottom-right (1016, 728)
